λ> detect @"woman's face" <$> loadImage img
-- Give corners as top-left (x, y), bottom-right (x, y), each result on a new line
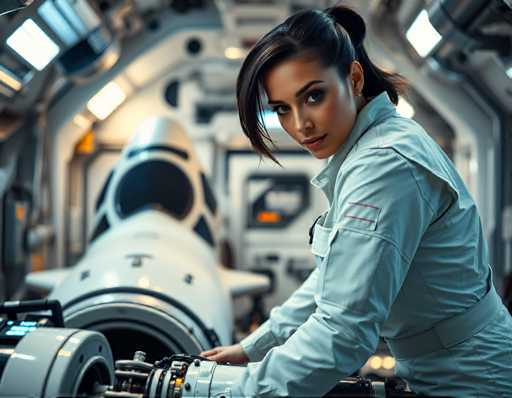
top-left (263, 53), bottom-right (364, 159)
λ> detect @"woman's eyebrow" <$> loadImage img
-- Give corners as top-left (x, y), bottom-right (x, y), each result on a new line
top-left (295, 80), bottom-right (323, 97)
top-left (267, 80), bottom-right (324, 105)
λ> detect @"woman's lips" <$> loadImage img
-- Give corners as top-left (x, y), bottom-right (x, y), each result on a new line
top-left (303, 134), bottom-right (327, 151)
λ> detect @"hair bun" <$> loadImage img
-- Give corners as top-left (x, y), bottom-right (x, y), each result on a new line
top-left (325, 6), bottom-right (366, 48)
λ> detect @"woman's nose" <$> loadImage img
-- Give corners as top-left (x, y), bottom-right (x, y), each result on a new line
top-left (294, 111), bottom-right (313, 132)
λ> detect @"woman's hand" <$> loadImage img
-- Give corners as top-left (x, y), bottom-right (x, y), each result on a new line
top-left (199, 344), bottom-right (249, 364)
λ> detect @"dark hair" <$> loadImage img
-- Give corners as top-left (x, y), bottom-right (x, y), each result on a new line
top-left (236, 5), bottom-right (407, 163)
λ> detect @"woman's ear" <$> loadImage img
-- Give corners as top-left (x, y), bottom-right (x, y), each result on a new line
top-left (350, 60), bottom-right (364, 96)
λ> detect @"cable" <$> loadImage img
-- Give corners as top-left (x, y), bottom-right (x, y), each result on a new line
top-left (0, 1), bottom-right (33, 16)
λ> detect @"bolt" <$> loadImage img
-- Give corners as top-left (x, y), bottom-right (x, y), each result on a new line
top-left (194, 359), bottom-right (200, 367)
top-left (185, 382), bottom-right (191, 391)
top-left (184, 274), bottom-right (194, 284)
top-left (133, 351), bottom-right (146, 362)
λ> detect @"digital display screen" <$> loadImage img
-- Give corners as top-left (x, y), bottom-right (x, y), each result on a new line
top-left (246, 174), bottom-right (310, 229)
top-left (0, 320), bottom-right (38, 339)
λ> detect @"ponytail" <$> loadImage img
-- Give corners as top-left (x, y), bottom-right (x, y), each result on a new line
top-left (326, 5), bottom-right (407, 105)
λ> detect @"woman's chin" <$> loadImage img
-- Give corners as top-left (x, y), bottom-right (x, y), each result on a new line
top-left (309, 147), bottom-right (333, 159)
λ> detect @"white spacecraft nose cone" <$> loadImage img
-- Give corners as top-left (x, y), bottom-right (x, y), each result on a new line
top-left (124, 117), bottom-right (192, 157)
top-left (90, 116), bottom-right (219, 248)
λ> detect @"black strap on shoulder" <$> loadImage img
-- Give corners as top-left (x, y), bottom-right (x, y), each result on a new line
top-left (308, 215), bottom-right (323, 245)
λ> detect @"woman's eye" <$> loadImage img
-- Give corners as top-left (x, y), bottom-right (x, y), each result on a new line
top-left (306, 89), bottom-right (324, 104)
top-left (272, 105), bottom-right (289, 115)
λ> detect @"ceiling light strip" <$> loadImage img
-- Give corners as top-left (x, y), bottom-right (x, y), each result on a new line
top-left (38, 0), bottom-right (79, 46)
top-left (0, 65), bottom-right (22, 91)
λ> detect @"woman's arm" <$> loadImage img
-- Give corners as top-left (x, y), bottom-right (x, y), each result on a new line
top-left (240, 267), bottom-right (320, 361)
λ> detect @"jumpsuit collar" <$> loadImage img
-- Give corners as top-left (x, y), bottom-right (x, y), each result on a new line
top-left (311, 91), bottom-right (397, 202)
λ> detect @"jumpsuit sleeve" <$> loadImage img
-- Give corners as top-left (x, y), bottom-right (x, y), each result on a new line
top-left (230, 149), bottom-right (435, 397)
top-left (240, 268), bottom-right (319, 361)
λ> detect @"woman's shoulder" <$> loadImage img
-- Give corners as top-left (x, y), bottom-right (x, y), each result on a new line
top-left (357, 115), bottom-right (428, 150)
top-left (347, 115), bottom-right (448, 175)
top-left (339, 115), bottom-right (472, 210)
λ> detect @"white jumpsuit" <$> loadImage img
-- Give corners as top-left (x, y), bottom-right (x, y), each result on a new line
top-left (232, 92), bottom-right (512, 397)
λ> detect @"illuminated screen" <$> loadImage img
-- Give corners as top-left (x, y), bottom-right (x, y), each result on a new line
top-left (0, 320), bottom-right (38, 342)
top-left (246, 174), bottom-right (310, 229)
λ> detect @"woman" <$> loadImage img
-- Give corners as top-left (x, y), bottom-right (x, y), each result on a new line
top-left (201, 5), bottom-right (512, 397)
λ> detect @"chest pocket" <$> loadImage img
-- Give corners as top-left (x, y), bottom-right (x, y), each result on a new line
top-left (311, 222), bottom-right (334, 259)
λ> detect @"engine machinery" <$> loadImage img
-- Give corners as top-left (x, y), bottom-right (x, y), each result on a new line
top-left (0, 300), bottom-right (420, 398)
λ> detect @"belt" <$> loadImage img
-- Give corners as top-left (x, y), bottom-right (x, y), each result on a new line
top-left (385, 279), bottom-right (503, 360)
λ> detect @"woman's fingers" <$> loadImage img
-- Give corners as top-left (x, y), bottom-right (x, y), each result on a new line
top-left (200, 348), bottom-right (219, 356)
top-left (207, 349), bottom-right (228, 361)
top-left (198, 344), bottom-right (248, 364)
top-left (208, 353), bottom-right (224, 362)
